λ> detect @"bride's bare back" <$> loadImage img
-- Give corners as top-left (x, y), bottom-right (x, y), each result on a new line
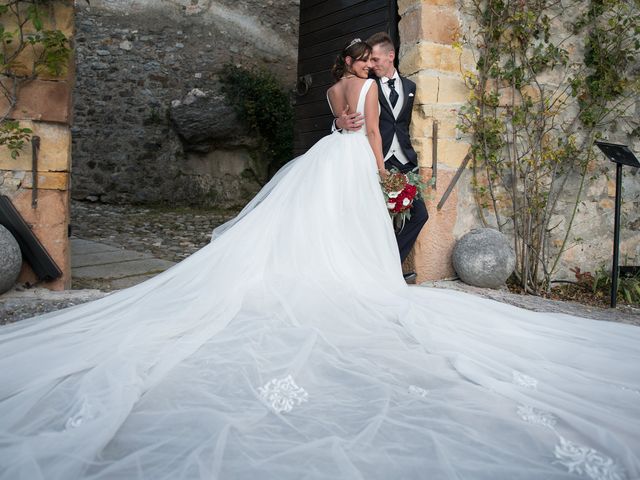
top-left (327, 77), bottom-right (369, 117)
top-left (327, 77), bottom-right (386, 173)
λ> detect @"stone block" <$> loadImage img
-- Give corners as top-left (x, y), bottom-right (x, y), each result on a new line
top-left (11, 189), bottom-right (71, 290)
top-left (413, 137), bottom-right (470, 169)
top-left (0, 79), bottom-right (72, 123)
top-left (21, 172), bottom-right (70, 191)
top-left (399, 43), bottom-right (423, 77)
top-left (0, 121), bottom-right (71, 172)
top-left (420, 5), bottom-right (460, 45)
top-left (400, 4), bottom-right (460, 47)
top-left (521, 84), bottom-right (542, 102)
top-left (0, 1), bottom-right (74, 49)
top-left (412, 74), bottom-right (439, 104)
top-left (416, 106), bottom-right (461, 139)
top-left (599, 198), bottom-right (614, 210)
top-left (400, 0), bottom-right (457, 15)
top-left (437, 76), bottom-right (469, 104)
top-left (0, 1), bottom-right (73, 32)
top-left (412, 73), bottom-right (468, 105)
top-left (52, 1), bottom-right (76, 37)
top-left (1, 46), bottom-right (73, 82)
top-left (422, 0), bottom-right (457, 4)
top-left (412, 117), bottom-right (459, 143)
top-left (397, 0), bottom-right (421, 16)
top-left (413, 168), bottom-right (457, 282)
top-left (410, 115), bottom-right (433, 140)
top-left (399, 7), bottom-right (422, 46)
top-left (400, 42), bottom-right (474, 77)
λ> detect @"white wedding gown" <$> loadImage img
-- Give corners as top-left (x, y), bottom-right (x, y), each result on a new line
top-left (1, 79), bottom-right (639, 480)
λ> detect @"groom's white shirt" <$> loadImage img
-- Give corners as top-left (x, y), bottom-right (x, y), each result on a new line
top-left (380, 69), bottom-right (409, 165)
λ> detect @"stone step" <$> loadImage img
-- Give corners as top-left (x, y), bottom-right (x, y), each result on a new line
top-left (72, 258), bottom-right (175, 280)
top-left (70, 237), bottom-right (120, 255)
top-left (71, 249), bottom-right (153, 268)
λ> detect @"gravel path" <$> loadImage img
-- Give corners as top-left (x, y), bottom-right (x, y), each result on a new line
top-left (1, 200), bottom-right (638, 327)
top-left (422, 280), bottom-right (640, 327)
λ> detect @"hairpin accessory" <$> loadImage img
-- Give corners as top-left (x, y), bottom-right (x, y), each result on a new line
top-left (347, 38), bottom-right (362, 49)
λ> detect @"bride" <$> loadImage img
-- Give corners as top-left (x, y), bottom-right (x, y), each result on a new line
top-left (0, 40), bottom-right (638, 480)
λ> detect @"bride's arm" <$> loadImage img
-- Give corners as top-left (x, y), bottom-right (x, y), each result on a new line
top-left (364, 85), bottom-right (386, 175)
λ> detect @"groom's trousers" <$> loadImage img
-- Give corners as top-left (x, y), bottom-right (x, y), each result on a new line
top-left (385, 155), bottom-right (429, 263)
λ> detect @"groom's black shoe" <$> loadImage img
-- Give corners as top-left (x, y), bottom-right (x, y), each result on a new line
top-left (403, 272), bottom-right (417, 284)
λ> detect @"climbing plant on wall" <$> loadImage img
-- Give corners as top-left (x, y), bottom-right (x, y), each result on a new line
top-left (459, 0), bottom-right (640, 294)
top-left (220, 64), bottom-right (294, 183)
top-left (0, 0), bottom-right (71, 158)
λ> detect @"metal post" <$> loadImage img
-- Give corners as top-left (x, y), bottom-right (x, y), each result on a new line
top-left (31, 136), bottom-right (40, 208)
top-left (437, 152), bottom-right (471, 211)
top-left (611, 162), bottom-right (622, 308)
top-left (432, 121), bottom-right (438, 189)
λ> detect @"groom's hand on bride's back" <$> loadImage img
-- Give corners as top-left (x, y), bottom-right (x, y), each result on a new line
top-left (335, 105), bottom-right (363, 132)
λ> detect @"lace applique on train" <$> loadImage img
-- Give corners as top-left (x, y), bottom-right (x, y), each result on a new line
top-left (516, 404), bottom-right (557, 429)
top-left (408, 385), bottom-right (429, 398)
top-left (512, 370), bottom-right (538, 390)
top-left (64, 396), bottom-right (96, 430)
top-left (512, 373), bottom-right (627, 480)
top-left (259, 375), bottom-right (308, 414)
top-left (619, 385), bottom-right (640, 396)
top-left (553, 437), bottom-right (627, 480)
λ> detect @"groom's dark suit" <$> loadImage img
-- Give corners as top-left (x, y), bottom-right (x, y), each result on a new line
top-left (375, 76), bottom-right (429, 263)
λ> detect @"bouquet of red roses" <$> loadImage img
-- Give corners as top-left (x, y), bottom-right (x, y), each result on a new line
top-left (380, 168), bottom-right (430, 231)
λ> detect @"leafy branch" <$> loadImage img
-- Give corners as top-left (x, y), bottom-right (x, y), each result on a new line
top-left (0, 0), bottom-right (71, 158)
top-left (459, 0), bottom-right (639, 294)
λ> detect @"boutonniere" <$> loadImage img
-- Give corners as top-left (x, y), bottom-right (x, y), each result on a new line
top-left (409, 93), bottom-right (414, 97)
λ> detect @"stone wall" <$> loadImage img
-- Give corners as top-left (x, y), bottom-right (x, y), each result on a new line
top-left (72, 0), bottom-right (299, 208)
top-left (399, 0), bottom-right (639, 282)
top-left (398, 0), bottom-right (474, 282)
top-left (0, 0), bottom-right (75, 290)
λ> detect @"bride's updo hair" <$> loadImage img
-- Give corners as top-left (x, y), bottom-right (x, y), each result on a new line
top-left (331, 39), bottom-right (372, 81)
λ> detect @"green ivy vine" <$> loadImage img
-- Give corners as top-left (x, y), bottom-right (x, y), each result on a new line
top-left (0, 0), bottom-right (72, 159)
top-left (220, 64), bottom-right (294, 183)
top-left (459, 0), bottom-right (640, 294)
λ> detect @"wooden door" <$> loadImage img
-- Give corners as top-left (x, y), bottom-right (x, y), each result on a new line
top-left (294, 0), bottom-right (399, 155)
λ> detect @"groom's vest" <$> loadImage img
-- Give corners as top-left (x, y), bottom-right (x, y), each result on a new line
top-left (375, 77), bottom-right (418, 166)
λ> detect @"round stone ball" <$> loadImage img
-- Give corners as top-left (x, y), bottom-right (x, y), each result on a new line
top-left (0, 225), bottom-right (22, 294)
top-left (452, 228), bottom-right (515, 288)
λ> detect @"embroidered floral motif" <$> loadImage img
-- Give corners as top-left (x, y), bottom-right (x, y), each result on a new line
top-left (512, 370), bottom-right (538, 390)
top-left (619, 385), bottom-right (640, 396)
top-left (516, 404), bottom-right (557, 429)
top-left (408, 385), bottom-right (429, 397)
top-left (259, 375), bottom-right (308, 414)
top-left (64, 397), bottom-right (95, 430)
top-left (553, 437), bottom-right (627, 480)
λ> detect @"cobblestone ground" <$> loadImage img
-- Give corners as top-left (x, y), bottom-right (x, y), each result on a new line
top-left (0, 201), bottom-right (239, 324)
top-left (70, 201), bottom-right (239, 262)
top-left (0, 288), bottom-right (107, 326)
top-left (1, 200), bottom-right (639, 326)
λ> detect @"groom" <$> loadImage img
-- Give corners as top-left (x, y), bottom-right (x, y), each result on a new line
top-left (335, 32), bottom-right (428, 281)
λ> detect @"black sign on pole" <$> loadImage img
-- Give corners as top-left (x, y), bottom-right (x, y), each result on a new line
top-left (594, 141), bottom-right (640, 308)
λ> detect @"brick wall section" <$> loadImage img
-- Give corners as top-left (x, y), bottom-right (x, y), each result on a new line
top-left (0, 0), bottom-right (75, 290)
